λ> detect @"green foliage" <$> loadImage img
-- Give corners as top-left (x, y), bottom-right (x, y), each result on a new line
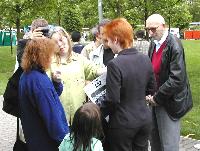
top-left (189, 0), bottom-right (200, 22)
top-left (79, 0), bottom-right (99, 28)
top-left (62, 5), bottom-right (84, 32)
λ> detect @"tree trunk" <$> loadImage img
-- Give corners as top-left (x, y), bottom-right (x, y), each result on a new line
top-left (16, 17), bottom-right (20, 41)
top-left (9, 27), bottom-right (13, 54)
top-left (116, 0), bottom-right (121, 17)
top-left (144, 0), bottom-right (149, 40)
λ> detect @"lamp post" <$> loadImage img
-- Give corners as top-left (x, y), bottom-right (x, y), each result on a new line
top-left (98, 0), bottom-right (103, 23)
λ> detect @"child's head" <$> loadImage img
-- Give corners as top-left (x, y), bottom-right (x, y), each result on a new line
top-left (71, 102), bottom-right (103, 151)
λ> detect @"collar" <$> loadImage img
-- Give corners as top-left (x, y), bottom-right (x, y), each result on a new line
top-left (118, 48), bottom-right (138, 55)
top-left (154, 30), bottom-right (168, 45)
top-left (92, 44), bottom-right (104, 57)
top-left (136, 38), bottom-right (143, 41)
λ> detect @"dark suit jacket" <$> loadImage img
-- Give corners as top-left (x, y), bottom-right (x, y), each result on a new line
top-left (104, 48), bottom-right (155, 128)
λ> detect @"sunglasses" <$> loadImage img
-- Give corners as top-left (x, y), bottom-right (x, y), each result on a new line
top-left (145, 26), bottom-right (159, 32)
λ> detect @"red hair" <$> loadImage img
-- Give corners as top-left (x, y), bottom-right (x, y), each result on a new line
top-left (22, 38), bottom-right (58, 72)
top-left (103, 18), bottom-right (133, 49)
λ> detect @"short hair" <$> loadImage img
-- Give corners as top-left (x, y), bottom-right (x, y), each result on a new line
top-left (91, 25), bottom-right (99, 37)
top-left (71, 31), bottom-right (81, 42)
top-left (21, 38), bottom-right (58, 72)
top-left (146, 14), bottom-right (165, 25)
top-left (136, 30), bottom-right (145, 39)
top-left (90, 25), bottom-right (99, 41)
top-left (50, 26), bottom-right (73, 63)
top-left (103, 18), bottom-right (133, 49)
top-left (98, 18), bottom-right (111, 33)
top-left (31, 19), bottom-right (48, 31)
top-left (70, 102), bottom-right (103, 151)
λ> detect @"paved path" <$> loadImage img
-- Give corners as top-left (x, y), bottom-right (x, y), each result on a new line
top-left (0, 95), bottom-right (16, 151)
top-left (0, 95), bottom-right (200, 151)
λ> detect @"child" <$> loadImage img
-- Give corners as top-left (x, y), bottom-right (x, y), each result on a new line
top-left (59, 102), bottom-right (104, 151)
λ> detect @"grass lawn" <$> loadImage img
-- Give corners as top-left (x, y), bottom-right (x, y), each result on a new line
top-left (181, 40), bottom-right (200, 139)
top-left (0, 46), bottom-right (16, 95)
top-left (0, 40), bottom-right (200, 139)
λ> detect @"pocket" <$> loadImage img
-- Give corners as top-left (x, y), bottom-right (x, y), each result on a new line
top-left (166, 85), bottom-right (192, 119)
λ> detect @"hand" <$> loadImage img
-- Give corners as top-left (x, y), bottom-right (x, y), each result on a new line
top-left (146, 95), bottom-right (158, 106)
top-left (51, 70), bottom-right (62, 83)
top-left (30, 28), bottom-right (44, 39)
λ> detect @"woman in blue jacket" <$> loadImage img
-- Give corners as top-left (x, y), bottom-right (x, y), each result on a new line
top-left (19, 38), bottom-right (69, 151)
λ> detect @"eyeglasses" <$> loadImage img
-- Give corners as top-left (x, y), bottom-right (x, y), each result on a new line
top-left (145, 26), bottom-right (159, 32)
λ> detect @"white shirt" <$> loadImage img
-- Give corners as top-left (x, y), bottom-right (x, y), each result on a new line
top-left (154, 30), bottom-right (168, 52)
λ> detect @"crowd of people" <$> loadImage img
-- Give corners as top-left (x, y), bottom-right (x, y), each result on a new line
top-left (11, 13), bottom-right (192, 151)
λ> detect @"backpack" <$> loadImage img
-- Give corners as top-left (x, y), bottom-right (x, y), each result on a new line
top-left (2, 67), bottom-right (23, 117)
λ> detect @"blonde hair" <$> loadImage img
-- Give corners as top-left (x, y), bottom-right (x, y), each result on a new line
top-left (50, 26), bottom-right (73, 63)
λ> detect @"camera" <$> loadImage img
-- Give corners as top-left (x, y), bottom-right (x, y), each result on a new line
top-left (38, 26), bottom-right (49, 37)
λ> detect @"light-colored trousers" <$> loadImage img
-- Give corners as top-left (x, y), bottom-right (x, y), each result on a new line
top-left (150, 106), bottom-right (180, 151)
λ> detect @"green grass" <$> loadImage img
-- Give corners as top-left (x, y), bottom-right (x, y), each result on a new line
top-left (181, 40), bottom-right (200, 139)
top-left (0, 46), bottom-right (16, 94)
top-left (0, 40), bottom-right (200, 139)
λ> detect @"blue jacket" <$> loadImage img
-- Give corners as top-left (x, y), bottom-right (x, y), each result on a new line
top-left (19, 69), bottom-right (69, 151)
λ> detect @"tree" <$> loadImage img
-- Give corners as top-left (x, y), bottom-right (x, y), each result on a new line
top-left (0, 0), bottom-right (52, 41)
top-left (189, 0), bottom-right (200, 22)
top-left (62, 5), bottom-right (84, 32)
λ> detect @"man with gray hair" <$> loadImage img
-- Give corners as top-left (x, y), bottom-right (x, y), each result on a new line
top-left (89, 19), bottom-right (115, 67)
top-left (81, 25), bottom-right (101, 59)
top-left (145, 14), bottom-right (192, 151)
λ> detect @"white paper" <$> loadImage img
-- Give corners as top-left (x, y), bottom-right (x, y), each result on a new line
top-left (84, 73), bottom-right (106, 104)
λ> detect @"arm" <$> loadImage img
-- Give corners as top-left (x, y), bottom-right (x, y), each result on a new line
top-left (33, 78), bottom-right (68, 143)
top-left (146, 62), bottom-right (156, 96)
top-left (101, 61), bottom-right (121, 117)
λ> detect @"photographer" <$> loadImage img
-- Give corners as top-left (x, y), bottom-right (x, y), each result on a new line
top-left (17, 19), bottom-right (49, 66)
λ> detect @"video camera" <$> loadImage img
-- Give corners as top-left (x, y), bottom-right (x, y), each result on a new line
top-left (38, 26), bottom-right (49, 37)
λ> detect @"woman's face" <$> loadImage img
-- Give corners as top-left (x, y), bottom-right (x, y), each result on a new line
top-left (107, 38), bottom-right (119, 54)
top-left (51, 32), bottom-right (69, 56)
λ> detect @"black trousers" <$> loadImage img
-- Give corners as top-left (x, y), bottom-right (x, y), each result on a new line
top-left (105, 123), bottom-right (152, 151)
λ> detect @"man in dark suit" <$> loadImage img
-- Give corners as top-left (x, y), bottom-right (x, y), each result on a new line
top-left (101, 18), bottom-right (156, 151)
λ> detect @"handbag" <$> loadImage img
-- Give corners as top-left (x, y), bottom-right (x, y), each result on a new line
top-left (13, 118), bottom-right (28, 151)
top-left (3, 67), bottom-right (23, 117)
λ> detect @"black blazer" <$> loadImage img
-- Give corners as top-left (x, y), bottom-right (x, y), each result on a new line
top-left (103, 48), bottom-right (155, 128)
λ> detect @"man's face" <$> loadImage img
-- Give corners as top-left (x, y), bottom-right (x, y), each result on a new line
top-left (99, 26), bottom-right (109, 49)
top-left (146, 22), bottom-right (165, 41)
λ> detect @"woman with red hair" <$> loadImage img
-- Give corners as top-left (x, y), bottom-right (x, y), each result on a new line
top-left (101, 18), bottom-right (156, 151)
top-left (19, 38), bottom-right (69, 151)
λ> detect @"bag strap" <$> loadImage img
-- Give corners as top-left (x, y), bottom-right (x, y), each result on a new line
top-left (16, 117), bottom-right (20, 140)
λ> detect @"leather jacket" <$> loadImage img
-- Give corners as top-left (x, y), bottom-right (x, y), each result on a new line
top-left (148, 34), bottom-right (192, 119)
